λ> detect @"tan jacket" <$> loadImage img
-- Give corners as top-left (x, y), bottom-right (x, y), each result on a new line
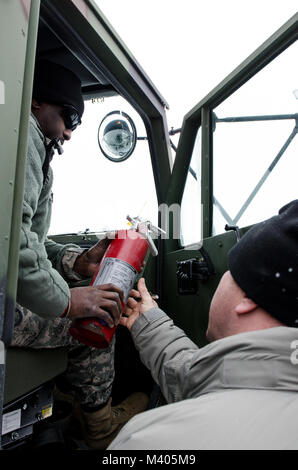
top-left (109, 307), bottom-right (298, 450)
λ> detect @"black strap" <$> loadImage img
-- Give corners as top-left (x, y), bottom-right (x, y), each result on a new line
top-left (43, 140), bottom-right (55, 184)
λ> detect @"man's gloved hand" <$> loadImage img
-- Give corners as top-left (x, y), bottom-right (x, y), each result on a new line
top-left (73, 235), bottom-right (114, 278)
top-left (68, 283), bottom-right (123, 328)
top-left (120, 278), bottom-right (158, 330)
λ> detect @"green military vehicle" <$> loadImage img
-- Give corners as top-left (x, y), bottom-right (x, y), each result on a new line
top-left (0, 0), bottom-right (297, 450)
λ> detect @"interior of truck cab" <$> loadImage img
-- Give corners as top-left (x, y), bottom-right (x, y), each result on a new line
top-left (0, 0), bottom-right (297, 450)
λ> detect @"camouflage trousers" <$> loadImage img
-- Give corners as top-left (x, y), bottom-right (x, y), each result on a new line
top-left (10, 304), bottom-right (115, 407)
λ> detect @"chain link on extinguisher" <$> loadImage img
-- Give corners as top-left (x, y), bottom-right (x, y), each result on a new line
top-left (69, 216), bottom-right (165, 348)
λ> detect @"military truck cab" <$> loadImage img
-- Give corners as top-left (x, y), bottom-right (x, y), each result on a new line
top-left (0, 0), bottom-right (297, 450)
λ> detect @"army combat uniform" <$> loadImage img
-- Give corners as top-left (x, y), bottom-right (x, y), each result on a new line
top-left (12, 304), bottom-right (115, 407)
top-left (11, 113), bottom-right (114, 408)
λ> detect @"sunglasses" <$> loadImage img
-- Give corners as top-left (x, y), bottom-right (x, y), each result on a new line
top-left (61, 104), bottom-right (81, 131)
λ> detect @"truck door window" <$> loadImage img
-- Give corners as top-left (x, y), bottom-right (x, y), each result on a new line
top-left (49, 96), bottom-right (158, 234)
top-left (212, 40), bottom-right (297, 235)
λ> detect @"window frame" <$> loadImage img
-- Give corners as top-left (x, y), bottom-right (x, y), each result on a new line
top-left (165, 13), bottom-right (298, 252)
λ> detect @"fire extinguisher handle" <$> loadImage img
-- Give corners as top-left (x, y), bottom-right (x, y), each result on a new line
top-left (146, 234), bottom-right (158, 256)
top-left (126, 215), bottom-right (166, 257)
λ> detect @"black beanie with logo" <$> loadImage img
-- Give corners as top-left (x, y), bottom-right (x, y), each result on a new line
top-left (228, 200), bottom-right (298, 327)
top-left (32, 60), bottom-right (84, 118)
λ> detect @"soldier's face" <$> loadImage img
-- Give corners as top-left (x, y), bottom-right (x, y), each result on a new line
top-left (31, 100), bottom-right (72, 142)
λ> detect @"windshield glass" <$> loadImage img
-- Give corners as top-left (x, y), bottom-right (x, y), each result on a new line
top-left (212, 40), bottom-right (298, 235)
top-left (49, 96), bottom-right (158, 234)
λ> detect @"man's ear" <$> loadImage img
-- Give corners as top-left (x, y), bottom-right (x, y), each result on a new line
top-left (31, 98), bottom-right (41, 109)
top-left (235, 297), bottom-right (258, 315)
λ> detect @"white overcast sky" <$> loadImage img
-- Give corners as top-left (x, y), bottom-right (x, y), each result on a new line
top-left (95, 0), bottom-right (297, 131)
top-left (50, 1), bottom-right (297, 235)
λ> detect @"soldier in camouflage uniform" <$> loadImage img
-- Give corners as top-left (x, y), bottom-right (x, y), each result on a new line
top-left (11, 59), bottom-right (148, 450)
top-left (12, 304), bottom-right (115, 408)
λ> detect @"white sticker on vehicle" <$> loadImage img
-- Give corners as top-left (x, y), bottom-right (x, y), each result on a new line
top-left (93, 257), bottom-right (137, 301)
top-left (0, 81), bottom-right (5, 104)
top-left (2, 409), bottom-right (21, 435)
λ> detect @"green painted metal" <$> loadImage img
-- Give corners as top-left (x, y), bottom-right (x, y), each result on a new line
top-left (4, 0), bottom-right (40, 345)
top-left (161, 226), bottom-right (252, 346)
top-left (0, 0), bottom-right (32, 337)
top-left (164, 118), bottom-right (198, 253)
top-left (161, 230), bottom-right (236, 346)
top-left (201, 108), bottom-right (213, 239)
top-left (4, 349), bottom-right (67, 405)
top-left (0, 0), bottom-right (41, 443)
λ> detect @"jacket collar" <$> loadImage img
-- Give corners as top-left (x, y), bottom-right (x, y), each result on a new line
top-left (185, 327), bottom-right (298, 397)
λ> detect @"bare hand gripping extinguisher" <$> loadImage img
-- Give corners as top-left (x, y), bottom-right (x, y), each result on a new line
top-left (69, 216), bottom-right (163, 348)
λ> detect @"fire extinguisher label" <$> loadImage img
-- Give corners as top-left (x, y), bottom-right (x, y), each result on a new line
top-left (93, 258), bottom-right (138, 302)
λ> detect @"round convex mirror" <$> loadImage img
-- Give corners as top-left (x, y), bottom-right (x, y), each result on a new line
top-left (98, 110), bottom-right (137, 162)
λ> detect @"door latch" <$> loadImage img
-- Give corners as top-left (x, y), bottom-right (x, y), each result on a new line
top-left (176, 247), bottom-right (215, 295)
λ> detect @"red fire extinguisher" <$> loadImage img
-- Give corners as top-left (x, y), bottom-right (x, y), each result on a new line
top-left (69, 216), bottom-right (161, 348)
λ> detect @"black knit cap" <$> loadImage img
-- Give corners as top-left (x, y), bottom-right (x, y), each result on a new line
top-left (33, 60), bottom-right (84, 118)
top-left (228, 200), bottom-right (298, 327)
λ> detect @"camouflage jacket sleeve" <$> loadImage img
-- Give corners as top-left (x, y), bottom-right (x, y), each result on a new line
top-left (45, 238), bottom-right (85, 281)
top-left (17, 117), bottom-right (82, 318)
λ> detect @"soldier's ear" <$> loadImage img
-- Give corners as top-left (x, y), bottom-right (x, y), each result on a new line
top-left (235, 297), bottom-right (258, 315)
top-left (32, 98), bottom-right (41, 109)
